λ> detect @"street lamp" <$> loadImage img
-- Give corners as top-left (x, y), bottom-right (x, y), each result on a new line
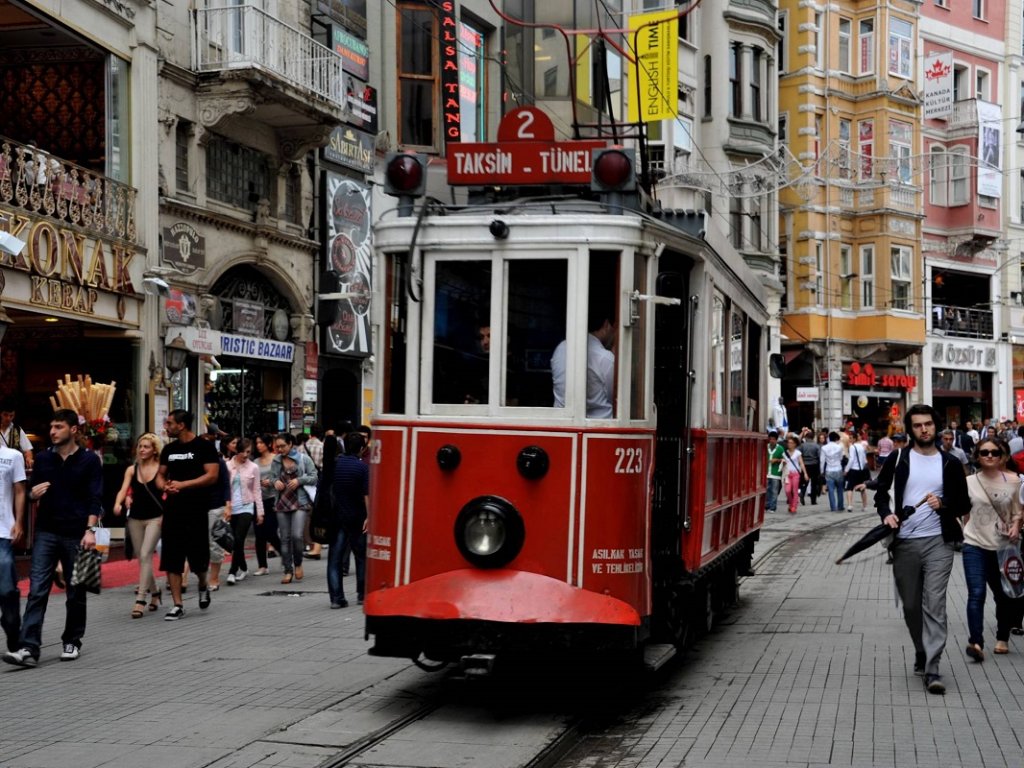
top-left (165, 333), bottom-right (190, 373)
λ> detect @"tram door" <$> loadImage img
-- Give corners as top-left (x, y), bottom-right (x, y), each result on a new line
top-left (650, 268), bottom-right (690, 637)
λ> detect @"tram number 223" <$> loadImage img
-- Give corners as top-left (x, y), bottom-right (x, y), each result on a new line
top-left (614, 447), bottom-right (644, 474)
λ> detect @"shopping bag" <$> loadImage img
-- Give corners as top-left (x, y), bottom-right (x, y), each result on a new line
top-left (211, 518), bottom-right (234, 552)
top-left (70, 548), bottom-right (102, 594)
top-left (94, 526), bottom-right (111, 562)
top-left (998, 541), bottom-right (1024, 599)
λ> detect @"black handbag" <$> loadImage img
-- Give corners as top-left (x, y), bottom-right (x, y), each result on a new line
top-left (70, 548), bottom-right (102, 594)
top-left (211, 518), bottom-right (234, 551)
top-left (309, 482), bottom-right (337, 545)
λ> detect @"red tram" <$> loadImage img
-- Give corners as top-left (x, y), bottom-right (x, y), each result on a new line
top-left (364, 148), bottom-right (773, 671)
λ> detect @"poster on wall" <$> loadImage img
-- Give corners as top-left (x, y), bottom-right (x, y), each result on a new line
top-left (323, 172), bottom-right (372, 356)
top-left (977, 100), bottom-right (1002, 198)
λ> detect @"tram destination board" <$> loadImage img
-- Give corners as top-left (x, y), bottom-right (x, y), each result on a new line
top-left (447, 140), bottom-right (606, 186)
top-left (447, 106), bottom-right (605, 186)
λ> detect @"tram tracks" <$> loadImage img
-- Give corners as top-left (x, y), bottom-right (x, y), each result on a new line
top-left (305, 516), bottom-right (869, 768)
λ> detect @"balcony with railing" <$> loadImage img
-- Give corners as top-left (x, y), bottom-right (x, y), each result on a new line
top-left (0, 137), bottom-right (137, 243)
top-left (947, 99), bottom-right (979, 131)
top-left (931, 304), bottom-right (994, 339)
top-left (192, 4), bottom-right (346, 132)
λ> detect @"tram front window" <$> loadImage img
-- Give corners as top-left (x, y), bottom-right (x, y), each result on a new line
top-left (429, 257), bottom-right (569, 411)
top-left (504, 260), bottom-right (568, 408)
top-left (432, 261), bottom-right (492, 405)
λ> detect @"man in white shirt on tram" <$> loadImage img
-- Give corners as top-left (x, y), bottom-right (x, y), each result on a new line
top-left (551, 309), bottom-right (615, 418)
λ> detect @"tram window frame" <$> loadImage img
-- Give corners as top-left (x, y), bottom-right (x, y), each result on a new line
top-left (381, 251), bottom-right (410, 415)
top-left (629, 250), bottom-right (651, 420)
top-left (710, 293), bottom-right (727, 420)
top-left (419, 252), bottom-right (577, 417)
top-left (708, 290), bottom-right (750, 431)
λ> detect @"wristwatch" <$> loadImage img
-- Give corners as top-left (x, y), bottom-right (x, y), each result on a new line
top-left (87, 525), bottom-right (98, 533)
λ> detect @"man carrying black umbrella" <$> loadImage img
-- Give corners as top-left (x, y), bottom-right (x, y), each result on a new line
top-left (873, 404), bottom-right (969, 695)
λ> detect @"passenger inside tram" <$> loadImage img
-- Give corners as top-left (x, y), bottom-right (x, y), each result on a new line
top-left (551, 305), bottom-right (616, 418)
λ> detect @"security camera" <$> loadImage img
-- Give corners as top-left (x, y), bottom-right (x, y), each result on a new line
top-left (142, 276), bottom-right (170, 296)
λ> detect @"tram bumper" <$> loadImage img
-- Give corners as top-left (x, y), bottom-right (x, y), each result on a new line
top-left (365, 569), bottom-right (643, 661)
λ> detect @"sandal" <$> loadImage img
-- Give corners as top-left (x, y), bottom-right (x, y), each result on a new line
top-left (966, 643), bottom-right (984, 662)
top-left (131, 600), bottom-right (147, 619)
top-left (148, 590), bottom-right (162, 612)
top-left (994, 641), bottom-right (1009, 654)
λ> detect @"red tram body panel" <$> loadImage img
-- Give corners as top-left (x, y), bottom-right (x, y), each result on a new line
top-left (366, 423), bottom-right (653, 629)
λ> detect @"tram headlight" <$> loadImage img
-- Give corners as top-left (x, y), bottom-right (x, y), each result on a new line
top-left (454, 496), bottom-right (525, 568)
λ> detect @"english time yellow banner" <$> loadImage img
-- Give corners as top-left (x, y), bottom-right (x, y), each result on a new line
top-left (627, 10), bottom-right (679, 123)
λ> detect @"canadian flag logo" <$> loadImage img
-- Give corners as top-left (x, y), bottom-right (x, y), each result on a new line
top-left (925, 56), bottom-right (951, 81)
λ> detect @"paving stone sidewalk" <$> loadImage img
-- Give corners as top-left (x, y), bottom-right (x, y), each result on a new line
top-left (563, 496), bottom-right (1024, 768)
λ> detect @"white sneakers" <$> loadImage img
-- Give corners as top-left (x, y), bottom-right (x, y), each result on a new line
top-left (59, 643), bottom-right (80, 661)
top-left (2, 648), bottom-right (37, 667)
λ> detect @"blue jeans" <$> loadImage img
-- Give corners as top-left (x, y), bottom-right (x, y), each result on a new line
top-left (0, 538), bottom-right (21, 652)
top-left (962, 543), bottom-right (1015, 646)
top-left (277, 509), bottom-right (306, 573)
top-left (765, 478), bottom-right (781, 511)
top-left (327, 524), bottom-right (366, 605)
top-left (20, 530), bottom-right (87, 655)
top-left (825, 471), bottom-right (845, 511)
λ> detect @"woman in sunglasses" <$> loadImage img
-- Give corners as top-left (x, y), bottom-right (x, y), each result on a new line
top-left (962, 436), bottom-right (1022, 660)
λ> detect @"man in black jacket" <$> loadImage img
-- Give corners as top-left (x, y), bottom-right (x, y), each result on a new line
top-left (874, 404), bottom-right (969, 695)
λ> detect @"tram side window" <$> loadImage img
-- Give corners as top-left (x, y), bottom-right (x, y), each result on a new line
top-left (729, 309), bottom-right (746, 420)
top-left (746, 319), bottom-right (762, 430)
top-left (432, 261), bottom-right (492, 405)
top-left (710, 293), bottom-right (726, 417)
top-left (382, 253), bottom-right (408, 414)
top-left (504, 260), bottom-right (568, 407)
top-left (630, 251), bottom-right (648, 420)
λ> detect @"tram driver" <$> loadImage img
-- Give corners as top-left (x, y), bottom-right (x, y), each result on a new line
top-left (551, 306), bottom-right (616, 418)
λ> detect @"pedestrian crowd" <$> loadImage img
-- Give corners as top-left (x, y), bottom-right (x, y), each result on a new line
top-left (770, 406), bottom-right (1024, 696)
top-left (0, 407), bottom-right (371, 668)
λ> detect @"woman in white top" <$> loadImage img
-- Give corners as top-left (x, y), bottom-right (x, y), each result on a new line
top-left (782, 436), bottom-right (809, 515)
top-left (962, 437), bottom-right (1022, 660)
top-left (844, 437), bottom-right (870, 511)
top-left (225, 438), bottom-right (263, 584)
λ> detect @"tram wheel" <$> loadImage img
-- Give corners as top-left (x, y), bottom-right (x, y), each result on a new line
top-left (663, 584), bottom-right (694, 650)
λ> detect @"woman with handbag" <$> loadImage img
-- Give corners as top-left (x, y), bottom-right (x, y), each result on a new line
top-left (962, 436), bottom-right (1023, 660)
top-left (252, 434), bottom-right (282, 575)
top-left (271, 434), bottom-right (317, 584)
top-left (112, 433), bottom-right (164, 618)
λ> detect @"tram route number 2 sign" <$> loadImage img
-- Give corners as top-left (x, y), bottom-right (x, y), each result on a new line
top-left (447, 107), bottom-right (606, 186)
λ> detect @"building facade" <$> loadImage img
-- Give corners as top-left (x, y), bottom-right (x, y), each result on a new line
top-left (778, 0), bottom-right (926, 432)
top-left (0, 0), bottom-right (158, 502)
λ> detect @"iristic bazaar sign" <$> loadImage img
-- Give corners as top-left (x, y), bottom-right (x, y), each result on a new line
top-left (0, 210), bottom-right (138, 319)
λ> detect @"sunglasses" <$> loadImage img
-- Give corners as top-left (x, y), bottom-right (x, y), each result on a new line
top-left (977, 449), bottom-right (1003, 458)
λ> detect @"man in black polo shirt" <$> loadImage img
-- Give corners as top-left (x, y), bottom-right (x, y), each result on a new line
top-left (3, 409), bottom-right (102, 667)
top-left (159, 409), bottom-right (219, 620)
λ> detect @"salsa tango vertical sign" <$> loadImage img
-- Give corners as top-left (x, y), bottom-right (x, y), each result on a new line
top-left (324, 173), bottom-right (372, 355)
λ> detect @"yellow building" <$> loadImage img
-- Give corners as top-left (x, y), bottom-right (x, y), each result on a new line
top-left (778, 0), bottom-right (925, 431)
